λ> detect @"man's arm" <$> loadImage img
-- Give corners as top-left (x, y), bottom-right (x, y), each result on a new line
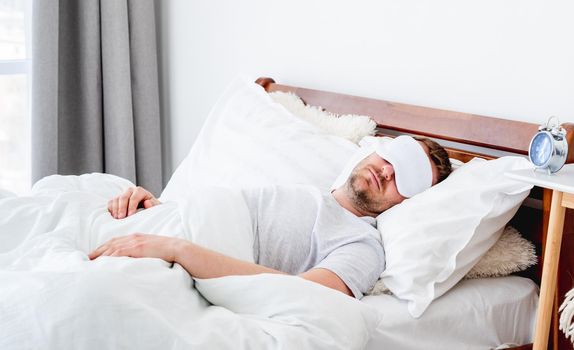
top-left (88, 233), bottom-right (353, 297)
top-left (175, 241), bottom-right (353, 296)
top-left (299, 268), bottom-right (353, 296)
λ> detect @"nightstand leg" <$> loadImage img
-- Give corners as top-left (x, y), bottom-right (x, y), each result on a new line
top-left (533, 190), bottom-right (566, 350)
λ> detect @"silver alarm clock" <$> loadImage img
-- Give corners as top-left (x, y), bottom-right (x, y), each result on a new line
top-left (528, 117), bottom-right (568, 174)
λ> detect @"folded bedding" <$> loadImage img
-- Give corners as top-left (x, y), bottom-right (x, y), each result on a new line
top-left (0, 173), bottom-right (380, 350)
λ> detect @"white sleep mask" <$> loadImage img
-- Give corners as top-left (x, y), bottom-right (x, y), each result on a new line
top-left (375, 135), bottom-right (433, 198)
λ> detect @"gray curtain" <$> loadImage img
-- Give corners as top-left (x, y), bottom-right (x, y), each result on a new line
top-left (31, 0), bottom-right (163, 195)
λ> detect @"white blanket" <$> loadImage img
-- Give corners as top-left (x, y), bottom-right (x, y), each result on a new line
top-left (0, 174), bottom-right (380, 350)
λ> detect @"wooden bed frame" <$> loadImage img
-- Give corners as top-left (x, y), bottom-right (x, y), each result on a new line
top-left (256, 77), bottom-right (574, 350)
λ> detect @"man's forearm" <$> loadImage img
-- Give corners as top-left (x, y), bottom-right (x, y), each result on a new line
top-left (173, 240), bottom-right (285, 279)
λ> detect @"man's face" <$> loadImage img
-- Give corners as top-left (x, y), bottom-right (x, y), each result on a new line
top-left (345, 143), bottom-right (438, 217)
top-left (345, 153), bottom-right (405, 216)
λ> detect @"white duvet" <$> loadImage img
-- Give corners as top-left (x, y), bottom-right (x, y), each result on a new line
top-left (0, 174), bottom-right (380, 350)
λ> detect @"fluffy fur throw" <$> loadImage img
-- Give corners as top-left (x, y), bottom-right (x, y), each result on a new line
top-left (464, 226), bottom-right (536, 279)
top-left (560, 289), bottom-right (574, 343)
top-left (270, 91), bottom-right (376, 144)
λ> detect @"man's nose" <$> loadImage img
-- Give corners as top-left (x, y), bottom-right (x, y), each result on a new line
top-left (381, 164), bottom-right (394, 180)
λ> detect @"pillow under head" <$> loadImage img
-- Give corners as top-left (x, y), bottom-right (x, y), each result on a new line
top-left (376, 156), bottom-right (533, 318)
top-left (367, 225), bottom-right (537, 296)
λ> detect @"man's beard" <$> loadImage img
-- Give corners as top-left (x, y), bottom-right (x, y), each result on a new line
top-left (346, 172), bottom-right (386, 215)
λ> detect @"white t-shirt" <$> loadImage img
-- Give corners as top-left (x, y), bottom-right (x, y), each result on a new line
top-left (240, 185), bottom-right (385, 298)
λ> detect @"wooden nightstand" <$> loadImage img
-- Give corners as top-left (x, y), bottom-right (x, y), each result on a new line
top-left (506, 164), bottom-right (574, 350)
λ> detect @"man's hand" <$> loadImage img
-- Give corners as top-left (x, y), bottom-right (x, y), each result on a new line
top-left (88, 233), bottom-right (180, 262)
top-left (108, 186), bottom-right (161, 219)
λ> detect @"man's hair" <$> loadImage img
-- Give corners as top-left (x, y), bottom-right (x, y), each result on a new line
top-left (414, 137), bottom-right (452, 183)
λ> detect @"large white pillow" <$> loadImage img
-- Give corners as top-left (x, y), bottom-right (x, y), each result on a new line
top-left (376, 156), bottom-right (533, 318)
top-left (366, 225), bottom-right (537, 295)
top-left (160, 77), bottom-right (359, 202)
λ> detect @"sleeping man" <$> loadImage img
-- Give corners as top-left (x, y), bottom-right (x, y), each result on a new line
top-left (89, 136), bottom-right (452, 299)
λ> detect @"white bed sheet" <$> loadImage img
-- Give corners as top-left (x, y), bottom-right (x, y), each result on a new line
top-left (363, 276), bottom-right (538, 350)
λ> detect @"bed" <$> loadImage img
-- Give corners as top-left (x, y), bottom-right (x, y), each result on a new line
top-left (255, 77), bottom-right (574, 350)
top-left (1, 76), bottom-right (572, 349)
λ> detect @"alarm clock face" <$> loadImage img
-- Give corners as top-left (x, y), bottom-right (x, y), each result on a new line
top-left (529, 132), bottom-right (553, 167)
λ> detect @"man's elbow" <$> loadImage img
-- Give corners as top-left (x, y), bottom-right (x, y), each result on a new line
top-left (298, 268), bottom-right (354, 297)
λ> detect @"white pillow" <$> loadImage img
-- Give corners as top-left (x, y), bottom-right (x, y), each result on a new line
top-left (367, 225), bottom-right (537, 295)
top-left (376, 156), bottom-right (533, 318)
top-left (160, 77), bottom-right (359, 202)
top-left (269, 91), bottom-right (376, 144)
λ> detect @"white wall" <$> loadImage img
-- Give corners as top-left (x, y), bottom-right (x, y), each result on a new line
top-left (157, 0), bottom-right (574, 184)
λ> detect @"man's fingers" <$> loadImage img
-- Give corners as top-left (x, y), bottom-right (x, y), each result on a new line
top-left (143, 196), bottom-right (161, 209)
top-left (127, 188), bottom-right (147, 217)
top-left (94, 242), bottom-right (126, 258)
top-left (98, 248), bottom-right (115, 258)
top-left (90, 237), bottom-right (124, 259)
top-left (110, 247), bottom-right (129, 257)
top-left (107, 200), bottom-right (114, 215)
top-left (111, 198), bottom-right (119, 219)
top-left (89, 234), bottom-right (145, 260)
top-left (107, 187), bottom-right (159, 219)
top-left (89, 243), bottom-right (108, 260)
top-left (117, 188), bottom-right (135, 219)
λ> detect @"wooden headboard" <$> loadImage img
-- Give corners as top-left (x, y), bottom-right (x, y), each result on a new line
top-left (256, 77), bottom-right (574, 350)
